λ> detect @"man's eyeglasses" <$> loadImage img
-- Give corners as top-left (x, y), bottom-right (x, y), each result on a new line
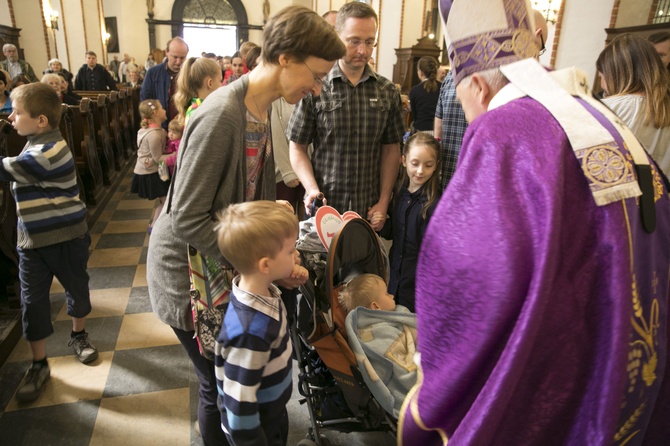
top-left (303, 62), bottom-right (328, 87)
top-left (345, 38), bottom-right (377, 49)
top-left (539, 34), bottom-right (546, 56)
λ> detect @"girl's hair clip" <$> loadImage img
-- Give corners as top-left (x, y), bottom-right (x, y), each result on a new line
top-left (147, 101), bottom-right (156, 111)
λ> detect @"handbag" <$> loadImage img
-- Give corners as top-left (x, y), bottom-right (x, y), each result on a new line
top-left (187, 244), bottom-right (236, 361)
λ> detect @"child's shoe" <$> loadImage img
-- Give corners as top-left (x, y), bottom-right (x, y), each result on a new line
top-left (68, 332), bottom-right (99, 364)
top-left (16, 362), bottom-right (50, 403)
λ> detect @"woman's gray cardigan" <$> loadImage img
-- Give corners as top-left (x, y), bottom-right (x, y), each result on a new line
top-left (146, 75), bottom-right (276, 330)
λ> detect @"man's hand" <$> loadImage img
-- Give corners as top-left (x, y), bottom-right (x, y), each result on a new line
top-left (304, 189), bottom-right (326, 216)
top-left (367, 202), bottom-right (389, 231)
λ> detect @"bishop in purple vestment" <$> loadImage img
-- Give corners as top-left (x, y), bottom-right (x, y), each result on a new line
top-left (399, 1), bottom-right (670, 445)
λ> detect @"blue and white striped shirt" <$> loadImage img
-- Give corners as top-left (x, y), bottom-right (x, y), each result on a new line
top-left (214, 276), bottom-right (292, 445)
top-left (0, 128), bottom-right (87, 249)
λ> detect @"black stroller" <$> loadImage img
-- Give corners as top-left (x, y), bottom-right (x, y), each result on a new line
top-left (291, 217), bottom-right (397, 445)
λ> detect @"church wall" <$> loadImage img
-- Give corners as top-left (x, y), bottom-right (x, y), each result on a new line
top-left (0, 1), bottom-right (10, 29)
top-left (82, 0), bottom-right (104, 62)
top-left (61, 0), bottom-right (87, 74)
top-left (51, 1), bottom-right (68, 71)
top-left (313, 0), bottom-right (347, 17)
top-left (400, 1), bottom-right (426, 49)
top-left (375, 0), bottom-right (401, 79)
top-left (553, 0), bottom-right (615, 86)
top-left (616, 0), bottom-right (653, 28)
top-left (103, 0), bottom-right (151, 64)
top-left (12, 0), bottom-right (49, 77)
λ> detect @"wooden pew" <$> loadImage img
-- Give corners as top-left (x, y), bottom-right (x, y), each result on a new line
top-left (0, 117), bottom-right (23, 310)
top-left (87, 94), bottom-right (117, 185)
top-left (119, 86), bottom-right (139, 148)
top-left (76, 90), bottom-right (129, 166)
top-left (124, 86), bottom-right (141, 146)
top-left (116, 89), bottom-right (134, 155)
top-left (65, 99), bottom-right (105, 205)
top-left (58, 105), bottom-right (95, 202)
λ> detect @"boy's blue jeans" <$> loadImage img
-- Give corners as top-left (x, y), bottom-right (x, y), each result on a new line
top-left (18, 233), bottom-right (91, 341)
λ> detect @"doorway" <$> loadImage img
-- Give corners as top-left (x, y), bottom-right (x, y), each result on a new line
top-left (183, 25), bottom-right (238, 58)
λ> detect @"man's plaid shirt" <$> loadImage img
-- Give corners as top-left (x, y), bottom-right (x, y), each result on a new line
top-left (436, 71), bottom-right (468, 190)
top-left (287, 63), bottom-right (405, 216)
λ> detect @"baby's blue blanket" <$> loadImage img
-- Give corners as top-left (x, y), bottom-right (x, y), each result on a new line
top-left (345, 305), bottom-right (417, 418)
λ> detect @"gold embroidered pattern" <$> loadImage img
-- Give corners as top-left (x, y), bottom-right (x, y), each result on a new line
top-left (629, 274), bottom-right (660, 389)
top-left (614, 401), bottom-right (646, 443)
top-left (581, 145), bottom-right (630, 186)
top-left (651, 163), bottom-right (664, 203)
top-left (511, 28), bottom-right (536, 58)
top-left (614, 204), bottom-right (661, 445)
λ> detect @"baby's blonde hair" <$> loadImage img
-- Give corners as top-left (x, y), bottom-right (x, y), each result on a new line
top-left (338, 274), bottom-right (384, 313)
top-left (167, 118), bottom-right (184, 135)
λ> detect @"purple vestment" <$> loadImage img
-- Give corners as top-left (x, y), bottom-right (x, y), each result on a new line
top-left (399, 96), bottom-right (670, 445)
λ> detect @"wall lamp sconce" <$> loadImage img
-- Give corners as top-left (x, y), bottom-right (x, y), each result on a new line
top-left (50, 10), bottom-right (59, 30)
top-left (103, 32), bottom-right (111, 46)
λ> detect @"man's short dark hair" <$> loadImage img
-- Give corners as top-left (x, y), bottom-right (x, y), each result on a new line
top-left (336, 2), bottom-right (378, 32)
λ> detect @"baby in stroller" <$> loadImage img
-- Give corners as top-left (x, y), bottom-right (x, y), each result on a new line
top-left (338, 274), bottom-right (418, 418)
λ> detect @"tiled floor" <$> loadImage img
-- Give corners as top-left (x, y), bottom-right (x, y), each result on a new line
top-left (0, 168), bottom-right (394, 446)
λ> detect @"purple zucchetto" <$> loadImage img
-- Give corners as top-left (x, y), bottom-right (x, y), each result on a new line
top-left (440, 0), bottom-right (540, 85)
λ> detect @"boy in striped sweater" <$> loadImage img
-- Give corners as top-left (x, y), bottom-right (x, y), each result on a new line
top-left (214, 201), bottom-right (307, 445)
top-left (2, 83), bottom-right (98, 403)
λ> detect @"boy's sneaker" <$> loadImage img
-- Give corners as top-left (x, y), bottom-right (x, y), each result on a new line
top-left (16, 362), bottom-right (50, 403)
top-left (68, 333), bottom-right (99, 364)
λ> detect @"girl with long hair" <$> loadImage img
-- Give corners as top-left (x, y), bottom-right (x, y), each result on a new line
top-left (377, 132), bottom-right (442, 312)
top-left (597, 33), bottom-right (670, 176)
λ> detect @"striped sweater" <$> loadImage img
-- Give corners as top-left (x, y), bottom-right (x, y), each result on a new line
top-left (214, 276), bottom-right (292, 446)
top-left (0, 128), bottom-right (88, 249)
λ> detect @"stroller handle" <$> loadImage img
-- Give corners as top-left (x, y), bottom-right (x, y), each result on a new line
top-left (309, 192), bottom-right (325, 216)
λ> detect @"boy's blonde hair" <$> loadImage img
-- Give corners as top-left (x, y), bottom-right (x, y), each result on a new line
top-left (138, 99), bottom-right (159, 128)
top-left (216, 201), bottom-right (298, 274)
top-left (10, 83), bottom-right (62, 129)
top-left (167, 118), bottom-right (184, 134)
top-left (338, 274), bottom-right (384, 312)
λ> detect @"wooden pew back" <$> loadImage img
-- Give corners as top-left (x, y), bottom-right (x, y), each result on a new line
top-left (66, 98), bottom-right (104, 205)
top-left (76, 90), bottom-right (133, 160)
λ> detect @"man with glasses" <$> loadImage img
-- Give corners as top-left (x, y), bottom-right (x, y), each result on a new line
top-left (141, 37), bottom-right (189, 129)
top-left (1, 44), bottom-right (38, 82)
top-left (288, 2), bottom-right (404, 230)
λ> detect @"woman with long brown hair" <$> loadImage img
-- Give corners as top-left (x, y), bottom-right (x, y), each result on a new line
top-left (597, 33), bottom-right (670, 176)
